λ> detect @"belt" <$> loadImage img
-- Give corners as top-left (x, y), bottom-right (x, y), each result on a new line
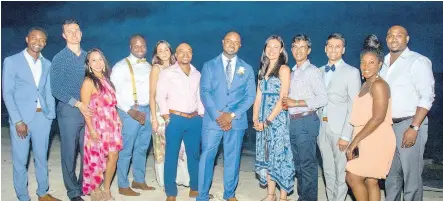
top-left (290, 111), bottom-right (316, 120)
top-left (392, 116), bottom-right (413, 124)
top-left (169, 110), bottom-right (198, 118)
top-left (322, 117), bottom-right (328, 122)
top-left (36, 108), bottom-right (42, 112)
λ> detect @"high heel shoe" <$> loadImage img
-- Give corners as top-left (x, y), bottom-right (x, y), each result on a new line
top-left (261, 193), bottom-right (276, 201)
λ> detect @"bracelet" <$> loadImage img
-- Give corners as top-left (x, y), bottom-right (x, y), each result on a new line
top-left (15, 121), bottom-right (24, 126)
top-left (265, 119), bottom-right (272, 126)
top-left (295, 100), bottom-right (299, 107)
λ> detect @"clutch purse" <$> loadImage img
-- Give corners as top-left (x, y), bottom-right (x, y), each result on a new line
top-left (352, 147), bottom-right (359, 159)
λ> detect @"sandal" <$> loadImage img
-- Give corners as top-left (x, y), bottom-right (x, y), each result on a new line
top-left (102, 189), bottom-right (115, 201)
top-left (90, 190), bottom-right (104, 201)
top-left (261, 194), bottom-right (276, 201)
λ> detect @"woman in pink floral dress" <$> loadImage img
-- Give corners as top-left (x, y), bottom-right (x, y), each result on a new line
top-left (80, 48), bottom-right (122, 201)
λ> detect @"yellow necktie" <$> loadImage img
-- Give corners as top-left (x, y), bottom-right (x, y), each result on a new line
top-left (137, 58), bottom-right (147, 63)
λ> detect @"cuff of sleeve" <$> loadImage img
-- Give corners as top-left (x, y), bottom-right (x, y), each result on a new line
top-left (209, 109), bottom-right (221, 120)
top-left (12, 118), bottom-right (23, 125)
top-left (418, 102), bottom-right (432, 111)
top-left (340, 136), bottom-right (351, 142)
top-left (68, 98), bottom-right (78, 107)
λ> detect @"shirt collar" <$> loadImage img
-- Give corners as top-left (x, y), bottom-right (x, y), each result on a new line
top-left (221, 53), bottom-right (237, 65)
top-left (292, 59), bottom-right (310, 71)
top-left (171, 62), bottom-right (197, 74)
top-left (23, 48), bottom-right (43, 63)
top-left (328, 59), bottom-right (343, 67)
top-left (128, 53), bottom-right (147, 63)
top-left (384, 47), bottom-right (411, 66)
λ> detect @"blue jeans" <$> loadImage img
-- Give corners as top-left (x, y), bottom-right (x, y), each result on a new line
top-left (289, 113), bottom-right (320, 201)
top-left (117, 105), bottom-right (152, 188)
top-left (164, 114), bottom-right (202, 196)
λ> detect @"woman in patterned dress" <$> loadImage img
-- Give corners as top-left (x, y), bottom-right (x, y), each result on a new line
top-left (253, 35), bottom-right (295, 201)
top-left (149, 40), bottom-right (190, 188)
top-left (80, 48), bottom-right (122, 201)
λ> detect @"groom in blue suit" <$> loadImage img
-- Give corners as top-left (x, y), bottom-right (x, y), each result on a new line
top-left (198, 31), bottom-right (256, 201)
top-left (2, 27), bottom-right (60, 201)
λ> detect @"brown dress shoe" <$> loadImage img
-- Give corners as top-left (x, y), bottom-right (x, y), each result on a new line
top-left (131, 181), bottom-right (156, 190)
top-left (166, 196), bottom-right (176, 201)
top-left (189, 190), bottom-right (214, 199)
top-left (38, 194), bottom-right (62, 201)
top-left (119, 187), bottom-right (140, 196)
top-left (227, 197), bottom-right (238, 201)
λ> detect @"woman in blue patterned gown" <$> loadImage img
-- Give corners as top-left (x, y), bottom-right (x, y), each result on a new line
top-left (253, 35), bottom-right (295, 201)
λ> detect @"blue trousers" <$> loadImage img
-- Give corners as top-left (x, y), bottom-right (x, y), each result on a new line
top-left (57, 101), bottom-right (85, 199)
top-left (197, 128), bottom-right (244, 201)
top-left (117, 106), bottom-right (152, 188)
top-left (289, 113), bottom-right (320, 201)
top-left (10, 112), bottom-right (52, 201)
top-left (164, 114), bottom-right (202, 196)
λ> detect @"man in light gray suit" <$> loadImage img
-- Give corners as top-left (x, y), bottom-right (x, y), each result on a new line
top-left (317, 33), bottom-right (361, 201)
top-left (2, 27), bottom-right (61, 201)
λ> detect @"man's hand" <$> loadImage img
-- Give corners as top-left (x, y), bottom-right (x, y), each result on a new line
top-left (282, 97), bottom-right (297, 108)
top-left (15, 122), bottom-right (28, 139)
top-left (128, 109), bottom-right (146, 125)
top-left (161, 114), bottom-right (171, 126)
top-left (76, 101), bottom-right (93, 117)
top-left (216, 112), bottom-right (233, 129)
top-left (337, 138), bottom-right (349, 152)
top-left (402, 128), bottom-right (418, 148)
top-left (221, 122), bottom-right (232, 131)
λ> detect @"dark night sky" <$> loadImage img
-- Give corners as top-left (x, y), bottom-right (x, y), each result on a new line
top-left (2, 1), bottom-right (443, 73)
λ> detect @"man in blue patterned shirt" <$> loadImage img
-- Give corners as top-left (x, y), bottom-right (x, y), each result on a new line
top-left (50, 19), bottom-right (89, 201)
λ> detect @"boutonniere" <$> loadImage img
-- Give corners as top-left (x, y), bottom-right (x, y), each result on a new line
top-left (237, 67), bottom-right (245, 75)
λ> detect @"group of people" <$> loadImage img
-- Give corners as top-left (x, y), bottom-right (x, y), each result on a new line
top-left (2, 17), bottom-right (435, 201)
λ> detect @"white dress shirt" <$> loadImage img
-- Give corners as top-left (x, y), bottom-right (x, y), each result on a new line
top-left (110, 54), bottom-right (152, 113)
top-left (23, 49), bottom-right (42, 108)
top-left (222, 54), bottom-right (237, 83)
top-left (380, 47), bottom-right (435, 118)
top-left (322, 59), bottom-right (343, 117)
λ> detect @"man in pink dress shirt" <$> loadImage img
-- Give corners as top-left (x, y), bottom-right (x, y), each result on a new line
top-left (156, 43), bottom-right (204, 201)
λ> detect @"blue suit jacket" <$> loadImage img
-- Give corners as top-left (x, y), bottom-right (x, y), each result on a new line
top-left (200, 54), bottom-right (256, 130)
top-left (2, 51), bottom-right (56, 124)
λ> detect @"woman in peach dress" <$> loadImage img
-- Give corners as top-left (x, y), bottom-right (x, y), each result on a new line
top-left (346, 35), bottom-right (396, 201)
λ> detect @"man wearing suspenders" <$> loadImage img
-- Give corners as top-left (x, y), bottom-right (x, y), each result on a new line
top-left (110, 34), bottom-right (155, 196)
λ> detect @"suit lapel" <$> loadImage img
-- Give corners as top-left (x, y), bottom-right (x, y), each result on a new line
top-left (230, 58), bottom-right (242, 89)
top-left (20, 52), bottom-right (38, 89)
top-left (327, 61), bottom-right (344, 91)
top-left (215, 55), bottom-right (228, 91)
top-left (37, 59), bottom-right (48, 90)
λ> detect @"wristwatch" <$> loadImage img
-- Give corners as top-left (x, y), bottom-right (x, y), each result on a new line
top-left (409, 125), bottom-right (419, 131)
top-left (295, 100), bottom-right (299, 107)
top-left (230, 113), bottom-right (236, 118)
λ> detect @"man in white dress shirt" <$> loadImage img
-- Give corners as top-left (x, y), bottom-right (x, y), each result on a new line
top-left (381, 25), bottom-right (435, 201)
top-left (110, 34), bottom-right (155, 196)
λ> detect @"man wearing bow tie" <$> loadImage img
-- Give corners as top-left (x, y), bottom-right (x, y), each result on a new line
top-left (110, 34), bottom-right (155, 196)
top-left (317, 33), bottom-right (361, 201)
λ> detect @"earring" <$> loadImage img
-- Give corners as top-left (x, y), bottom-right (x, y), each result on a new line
top-left (89, 67), bottom-right (92, 73)
top-left (103, 68), bottom-right (106, 73)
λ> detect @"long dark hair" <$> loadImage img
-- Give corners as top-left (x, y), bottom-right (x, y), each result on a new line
top-left (258, 35), bottom-right (288, 80)
top-left (152, 40), bottom-right (176, 66)
top-left (360, 34), bottom-right (384, 63)
top-left (84, 48), bottom-right (111, 92)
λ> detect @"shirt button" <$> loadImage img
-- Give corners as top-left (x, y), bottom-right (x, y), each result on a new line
top-left (35, 100), bottom-right (38, 103)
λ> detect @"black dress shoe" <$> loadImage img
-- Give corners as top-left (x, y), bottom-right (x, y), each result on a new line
top-left (70, 196), bottom-right (84, 201)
